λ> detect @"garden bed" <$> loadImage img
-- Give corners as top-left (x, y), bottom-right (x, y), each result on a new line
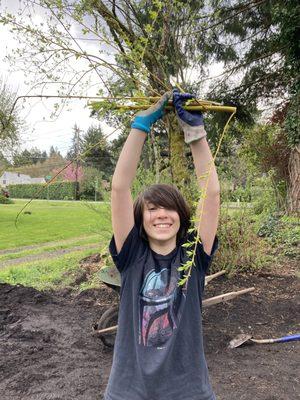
top-left (0, 261), bottom-right (299, 400)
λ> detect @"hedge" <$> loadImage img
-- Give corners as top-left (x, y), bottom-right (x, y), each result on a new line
top-left (8, 181), bottom-right (78, 200)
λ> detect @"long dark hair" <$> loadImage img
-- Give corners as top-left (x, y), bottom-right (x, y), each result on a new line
top-left (133, 184), bottom-right (191, 244)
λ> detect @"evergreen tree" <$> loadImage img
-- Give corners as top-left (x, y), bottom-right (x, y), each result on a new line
top-left (66, 124), bottom-right (83, 160)
top-left (49, 146), bottom-right (62, 158)
top-left (81, 125), bottom-right (114, 180)
top-left (13, 147), bottom-right (48, 166)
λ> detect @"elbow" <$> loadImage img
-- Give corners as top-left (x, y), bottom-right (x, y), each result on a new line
top-left (111, 180), bottom-right (130, 193)
top-left (207, 187), bottom-right (221, 198)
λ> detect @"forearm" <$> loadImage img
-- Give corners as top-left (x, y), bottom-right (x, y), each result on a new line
top-left (111, 129), bottom-right (147, 190)
top-left (190, 138), bottom-right (220, 196)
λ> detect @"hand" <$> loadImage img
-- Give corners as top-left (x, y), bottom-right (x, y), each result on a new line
top-left (131, 92), bottom-right (171, 134)
top-left (173, 88), bottom-right (207, 143)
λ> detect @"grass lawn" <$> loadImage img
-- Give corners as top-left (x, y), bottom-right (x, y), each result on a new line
top-left (0, 248), bottom-right (102, 291)
top-left (0, 199), bottom-right (113, 290)
top-left (0, 199), bottom-right (112, 250)
top-left (0, 234), bottom-right (101, 263)
top-left (1, 199), bottom-right (297, 291)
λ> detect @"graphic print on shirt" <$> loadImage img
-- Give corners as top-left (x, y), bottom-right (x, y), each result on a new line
top-left (139, 265), bottom-right (186, 348)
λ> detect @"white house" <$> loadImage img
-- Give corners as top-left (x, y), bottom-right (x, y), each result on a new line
top-left (30, 177), bottom-right (47, 184)
top-left (0, 171), bottom-right (46, 187)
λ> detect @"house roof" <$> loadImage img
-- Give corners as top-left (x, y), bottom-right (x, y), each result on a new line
top-left (0, 171), bottom-right (45, 184)
top-left (0, 171), bottom-right (31, 180)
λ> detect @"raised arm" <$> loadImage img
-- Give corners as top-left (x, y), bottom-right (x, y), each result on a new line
top-left (111, 93), bottom-right (170, 253)
top-left (173, 89), bottom-right (220, 255)
top-left (190, 139), bottom-right (220, 255)
top-left (111, 130), bottom-right (146, 253)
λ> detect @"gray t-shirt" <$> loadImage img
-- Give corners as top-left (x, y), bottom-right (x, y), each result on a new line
top-left (105, 225), bottom-right (218, 400)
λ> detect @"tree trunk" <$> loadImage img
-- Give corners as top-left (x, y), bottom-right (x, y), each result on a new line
top-left (287, 144), bottom-right (300, 215)
top-left (149, 130), bottom-right (160, 184)
top-left (165, 114), bottom-right (193, 208)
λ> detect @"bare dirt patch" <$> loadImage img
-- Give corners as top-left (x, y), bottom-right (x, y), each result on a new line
top-left (0, 261), bottom-right (299, 400)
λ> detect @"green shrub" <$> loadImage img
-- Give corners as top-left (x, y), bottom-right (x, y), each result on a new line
top-left (131, 166), bottom-right (158, 199)
top-left (8, 181), bottom-right (77, 200)
top-left (252, 179), bottom-right (282, 216)
top-left (132, 165), bottom-right (180, 200)
top-left (0, 194), bottom-right (14, 204)
top-left (211, 206), bottom-right (272, 273)
top-left (79, 167), bottom-right (104, 201)
top-left (258, 214), bottom-right (300, 259)
top-left (222, 184), bottom-right (253, 202)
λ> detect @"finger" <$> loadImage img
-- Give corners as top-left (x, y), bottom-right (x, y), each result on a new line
top-left (157, 91), bottom-right (171, 108)
top-left (172, 90), bottom-right (195, 110)
top-left (162, 91), bottom-right (171, 105)
top-left (178, 93), bottom-right (195, 100)
top-left (172, 87), bottom-right (195, 99)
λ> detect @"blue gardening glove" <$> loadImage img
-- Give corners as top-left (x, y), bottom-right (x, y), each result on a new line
top-left (173, 88), bottom-right (207, 143)
top-left (131, 92), bottom-right (171, 134)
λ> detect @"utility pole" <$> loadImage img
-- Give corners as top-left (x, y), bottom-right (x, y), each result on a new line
top-left (73, 124), bottom-right (81, 201)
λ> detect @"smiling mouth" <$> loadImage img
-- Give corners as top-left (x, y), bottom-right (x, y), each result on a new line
top-left (154, 224), bottom-right (172, 228)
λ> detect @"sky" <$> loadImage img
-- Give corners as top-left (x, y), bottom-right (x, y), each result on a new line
top-left (0, 1), bottom-right (224, 158)
top-left (0, 0), bottom-right (118, 157)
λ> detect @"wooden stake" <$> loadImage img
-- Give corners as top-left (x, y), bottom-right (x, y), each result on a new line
top-left (94, 287), bottom-right (255, 336)
top-left (202, 287), bottom-right (255, 307)
top-left (94, 325), bottom-right (118, 335)
top-left (205, 270), bottom-right (226, 286)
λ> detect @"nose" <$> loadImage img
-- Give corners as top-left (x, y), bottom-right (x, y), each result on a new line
top-left (156, 207), bottom-right (168, 218)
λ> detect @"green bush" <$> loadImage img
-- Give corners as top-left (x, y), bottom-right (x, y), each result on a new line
top-left (132, 165), bottom-right (174, 200)
top-left (251, 174), bottom-right (284, 216)
top-left (258, 214), bottom-right (300, 259)
top-left (211, 206), bottom-right (272, 273)
top-left (225, 185), bottom-right (252, 202)
top-left (131, 166), bottom-right (155, 200)
top-left (0, 194), bottom-right (14, 204)
top-left (79, 167), bottom-right (104, 201)
top-left (8, 181), bottom-right (77, 200)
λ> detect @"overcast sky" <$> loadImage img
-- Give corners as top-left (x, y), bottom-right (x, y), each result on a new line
top-left (0, 1), bottom-right (224, 158)
top-left (0, 0), bottom-right (118, 157)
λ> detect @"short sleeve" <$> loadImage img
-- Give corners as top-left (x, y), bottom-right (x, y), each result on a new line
top-left (187, 233), bottom-right (219, 274)
top-left (109, 225), bottom-right (143, 273)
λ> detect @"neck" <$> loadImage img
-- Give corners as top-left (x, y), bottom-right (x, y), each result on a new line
top-left (148, 237), bottom-right (176, 255)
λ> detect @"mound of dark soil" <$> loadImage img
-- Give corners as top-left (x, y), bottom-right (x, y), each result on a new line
top-left (0, 268), bottom-right (299, 400)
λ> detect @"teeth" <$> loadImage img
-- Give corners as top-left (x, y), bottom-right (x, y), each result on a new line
top-left (155, 224), bottom-right (171, 228)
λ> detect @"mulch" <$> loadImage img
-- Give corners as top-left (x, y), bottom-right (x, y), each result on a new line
top-left (0, 261), bottom-right (299, 400)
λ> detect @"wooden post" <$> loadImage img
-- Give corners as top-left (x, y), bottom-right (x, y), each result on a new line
top-left (205, 270), bottom-right (226, 286)
top-left (94, 287), bottom-right (255, 336)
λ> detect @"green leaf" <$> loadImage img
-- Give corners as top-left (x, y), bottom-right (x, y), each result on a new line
top-left (178, 277), bottom-right (188, 286)
top-left (181, 243), bottom-right (189, 248)
top-left (149, 11), bottom-right (158, 20)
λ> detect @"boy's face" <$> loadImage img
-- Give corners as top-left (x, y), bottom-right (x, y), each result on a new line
top-left (142, 202), bottom-right (180, 246)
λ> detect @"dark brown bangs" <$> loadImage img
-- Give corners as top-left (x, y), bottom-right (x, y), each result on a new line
top-left (133, 184), bottom-right (191, 243)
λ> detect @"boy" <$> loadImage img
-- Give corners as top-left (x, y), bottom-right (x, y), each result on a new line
top-left (105, 89), bottom-right (219, 400)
